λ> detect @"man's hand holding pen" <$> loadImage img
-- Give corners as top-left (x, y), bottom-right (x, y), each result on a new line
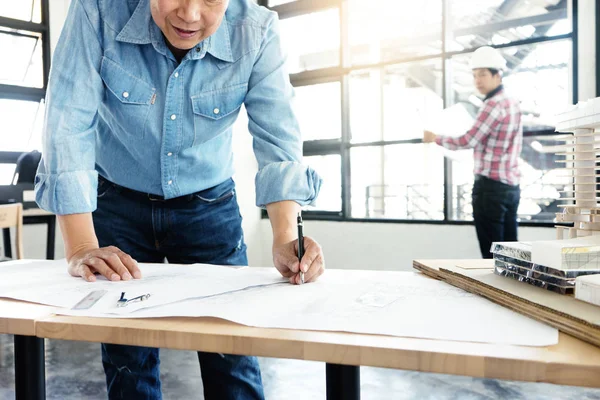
top-left (272, 235), bottom-right (325, 285)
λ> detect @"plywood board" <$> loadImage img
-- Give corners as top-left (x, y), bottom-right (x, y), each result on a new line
top-left (455, 260), bottom-right (496, 270)
top-left (413, 259), bottom-right (600, 348)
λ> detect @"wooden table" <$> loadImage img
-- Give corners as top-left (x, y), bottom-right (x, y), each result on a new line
top-left (33, 312), bottom-right (600, 399)
top-left (0, 299), bottom-right (55, 400)
top-left (4, 267), bottom-right (600, 399)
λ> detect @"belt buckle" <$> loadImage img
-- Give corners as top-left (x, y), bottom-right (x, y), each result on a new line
top-left (147, 193), bottom-right (164, 202)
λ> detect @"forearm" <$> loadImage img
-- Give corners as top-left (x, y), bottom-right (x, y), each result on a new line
top-left (57, 213), bottom-right (99, 261)
top-left (436, 134), bottom-right (474, 150)
top-left (266, 200), bottom-right (301, 243)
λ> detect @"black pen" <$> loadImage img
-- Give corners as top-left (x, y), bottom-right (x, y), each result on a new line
top-left (297, 212), bottom-right (304, 284)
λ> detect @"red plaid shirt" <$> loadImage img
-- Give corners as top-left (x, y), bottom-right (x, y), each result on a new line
top-left (435, 88), bottom-right (522, 186)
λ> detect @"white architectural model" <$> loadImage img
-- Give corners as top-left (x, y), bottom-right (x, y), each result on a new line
top-left (491, 99), bottom-right (600, 298)
top-left (554, 99), bottom-right (600, 239)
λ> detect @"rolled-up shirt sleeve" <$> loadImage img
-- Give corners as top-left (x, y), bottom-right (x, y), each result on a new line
top-left (244, 12), bottom-right (322, 208)
top-left (34, 0), bottom-right (103, 215)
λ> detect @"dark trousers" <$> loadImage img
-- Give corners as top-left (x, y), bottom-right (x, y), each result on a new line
top-left (93, 176), bottom-right (264, 400)
top-left (472, 175), bottom-right (521, 259)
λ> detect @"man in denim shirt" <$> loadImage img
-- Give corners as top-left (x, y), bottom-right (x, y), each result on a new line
top-left (35, 0), bottom-right (324, 398)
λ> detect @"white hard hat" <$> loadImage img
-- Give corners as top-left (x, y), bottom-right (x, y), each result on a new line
top-left (470, 46), bottom-right (507, 71)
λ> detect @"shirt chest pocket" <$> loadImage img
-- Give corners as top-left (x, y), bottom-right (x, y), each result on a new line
top-left (100, 57), bottom-right (156, 137)
top-left (190, 83), bottom-right (247, 146)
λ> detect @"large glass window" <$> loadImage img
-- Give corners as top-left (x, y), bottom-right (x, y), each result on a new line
top-left (0, 99), bottom-right (45, 151)
top-left (266, 0), bottom-right (575, 223)
top-left (351, 144), bottom-right (444, 219)
top-left (0, 1), bottom-right (49, 183)
top-left (268, 0), bottom-right (297, 7)
top-left (349, 60), bottom-right (443, 144)
top-left (294, 81), bottom-right (342, 141)
top-left (279, 9), bottom-right (340, 74)
top-left (0, 28), bottom-right (44, 88)
top-left (450, 0), bottom-right (570, 50)
top-left (305, 155), bottom-right (342, 212)
top-left (348, 0), bottom-right (442, 66)
top-left (0, 0), bottom-right (41, 23)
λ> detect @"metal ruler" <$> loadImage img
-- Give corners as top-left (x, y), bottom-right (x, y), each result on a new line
top-left (72, 290), bottom-right (108, 310)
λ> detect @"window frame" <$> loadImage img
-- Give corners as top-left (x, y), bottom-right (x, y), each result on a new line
top-left (261, 0), bottom-right (578, 227)
top-left (0, 0), bottom-right (50, 166)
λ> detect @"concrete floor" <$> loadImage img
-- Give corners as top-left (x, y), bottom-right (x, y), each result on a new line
top-left (1, 335), bottom-right (600, 399)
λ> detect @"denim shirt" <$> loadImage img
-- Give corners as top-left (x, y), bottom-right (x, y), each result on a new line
top-left (35, 0), bottom-right (322, 215)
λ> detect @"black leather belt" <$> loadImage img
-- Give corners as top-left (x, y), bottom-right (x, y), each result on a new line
top-left (99, 176), bottom-right (197, 203)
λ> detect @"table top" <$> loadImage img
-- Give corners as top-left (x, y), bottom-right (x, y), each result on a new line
top-left (0, 299), bottom-right (55, 336)
top-left (35, 312), bottom-right (600, 388)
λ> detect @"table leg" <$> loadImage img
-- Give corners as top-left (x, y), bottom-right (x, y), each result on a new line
top-left (14, 335), bottom-right (45, 400)
top-left (46, 216), bottom-right (56, 260)
top-left (3, 227), bottom-right (11, 259)
top-left (326, 363), bottom-right (360, 400)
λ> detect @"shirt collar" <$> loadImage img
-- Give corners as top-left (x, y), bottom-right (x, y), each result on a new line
top-left (484, 84), bottom-right (504, 101)
top-left (116, 0), bottom-right (234, 63)
top-left (116, 0), bottom-right (153, 44)
top-left (207, 18), bottom-right (233, 63)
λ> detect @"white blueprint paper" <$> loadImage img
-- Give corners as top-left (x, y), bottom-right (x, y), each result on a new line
top-left (425, 103), bottom-right (475, 138)
top-left (425, 103), bottom-right (476, 162)
top-left (58, 269), bottom-right (559, 347)
top-left (0, 260), bottom-right (286, 314)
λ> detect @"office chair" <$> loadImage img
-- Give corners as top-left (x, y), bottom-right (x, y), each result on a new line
top-left (12, 150), bottom-right (41, 185)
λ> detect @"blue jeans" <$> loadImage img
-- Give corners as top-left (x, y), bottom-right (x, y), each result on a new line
top-left (93, 176), bottom-right (264, 400)
top-left (472, 175), bottom-right (521, 259)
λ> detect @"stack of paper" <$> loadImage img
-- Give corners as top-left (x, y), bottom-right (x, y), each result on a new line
top-left (491, 240), bottom-right (600, 295)
top-left (576, 274), bottom-right (600, 306)
top-left (531, 236), bottom-right (600, 270)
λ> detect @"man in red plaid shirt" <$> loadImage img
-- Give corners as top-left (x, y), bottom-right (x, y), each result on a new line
top-left (424, 46), bottom-right (523, 259)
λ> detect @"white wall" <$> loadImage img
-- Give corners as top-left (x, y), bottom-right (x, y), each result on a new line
top-left (49, 0), bottom-right (72, 54)
top-left (254, 220), bottom-right (556, 270)
top-left (231, 109), bottom-right (264, 266)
